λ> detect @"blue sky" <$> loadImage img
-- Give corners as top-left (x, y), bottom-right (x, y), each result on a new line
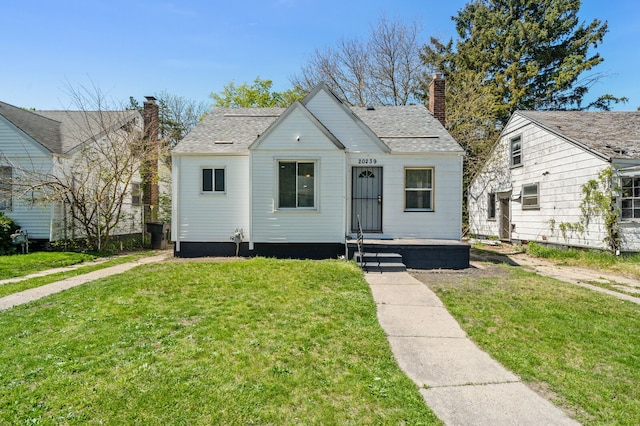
top-left (1, 0), bottom-right (638, 111)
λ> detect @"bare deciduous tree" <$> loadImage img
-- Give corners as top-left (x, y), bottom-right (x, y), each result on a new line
top-left (292, 17), bottom-right (424, 106)
top-left (3, 84), bottom-right (147, 250)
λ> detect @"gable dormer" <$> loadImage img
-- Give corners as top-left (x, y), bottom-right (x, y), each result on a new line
top-left (249, 100), bottom-right (344, 152)
top-left (301, 84), bottom-right (390, 153)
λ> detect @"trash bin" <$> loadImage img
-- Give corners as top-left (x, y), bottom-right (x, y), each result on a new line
top-left (146, 222), bottom-right (169, 249)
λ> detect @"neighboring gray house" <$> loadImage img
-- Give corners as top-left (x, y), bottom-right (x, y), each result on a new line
top-left (0, 100), bottom-right (144, 242)
top-left (469, 110), bottom-right (640, 252)
top-left (172, 80), bottom-right (467, 266)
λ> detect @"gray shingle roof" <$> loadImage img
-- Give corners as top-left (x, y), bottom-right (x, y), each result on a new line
top-left (173, 103), bottom-right (463, 155)
top-left (351, 105), bottom-right (463, 153)
top-left (34, 110), bottom-right (139, 154)
top-left (0, 101), bottom-right (62, 153)
top-left (518, 111), bottom-right (640, 160)
top-left (173, 107), bottom-right (284, 154)
top-left (0, 100), bottom-right (139, 155)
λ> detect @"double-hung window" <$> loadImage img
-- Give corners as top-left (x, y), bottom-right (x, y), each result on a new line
top-left (130, 182), bottom-right (141, 205)
top-left (488, 192), bottom-right (496, 219)
top-left (511, 135), bottom-right (522, 167)
top-left (202, 168), bottom-right (225, 193)
top-left (522, 183), bottom-right (539, 210)
top-left (621, 176), bottom-right (640, 219)
top-left (405, 168), bottom-right (433, 211)
top-left (0, 166), bottom-right (12, 210)
top-left (278, 161), bottom-right (315, 208)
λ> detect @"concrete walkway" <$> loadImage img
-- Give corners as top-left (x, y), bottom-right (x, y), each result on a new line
top-left (0, 253), bottom-right (169, 311)
top-left (0, 257), bottom-right (115, 286)
top-left (510, 254), bottom-right (640, 305)
top-left (365, 271), bottom-right (579, 426)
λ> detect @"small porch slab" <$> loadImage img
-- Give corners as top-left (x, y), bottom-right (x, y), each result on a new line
top-left (348, 238), bottom-right (470, 270)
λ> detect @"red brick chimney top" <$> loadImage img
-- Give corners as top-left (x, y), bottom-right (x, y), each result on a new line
top-left (429, 73), bottom-right (446, 127)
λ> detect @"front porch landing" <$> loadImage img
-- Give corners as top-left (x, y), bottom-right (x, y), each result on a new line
top-left (347, 238), bottom-right (470, 270)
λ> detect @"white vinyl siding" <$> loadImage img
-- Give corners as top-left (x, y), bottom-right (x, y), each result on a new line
top-left (252, 152), bottom-right (345, 243)
top-left (250, 104), bottom-right (346, 244)
top-left (348, 154), bottom-right (462, 240)
top-left (0, 116), bottom-right (56, 239)
top-left (173, 155), bottom-right (249, 242)
top-left (304, 90), bottom-right (384, 153)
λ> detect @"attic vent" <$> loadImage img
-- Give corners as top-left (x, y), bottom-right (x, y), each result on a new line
top-left (366, 105), bottom-right (375, 111)
top-left (214, 140), bottom-right (233, 144)
top-left (380, 135), bottom-right (438, 139)
top-left (607, 144), bottom-right (626, 154)
top-left (223, 113), bottom-right (281, 118)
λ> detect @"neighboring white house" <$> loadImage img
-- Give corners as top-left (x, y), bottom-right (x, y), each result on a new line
top-left (468, 110), bottom-right (640, 252)
top-left (0, 100), bottom-right (144, 243)
top-left (171, 81), bottom-right (466, 259)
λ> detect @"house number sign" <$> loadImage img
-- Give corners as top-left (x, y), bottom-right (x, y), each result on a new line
top-left (357, 158), bottom-right (378, 165)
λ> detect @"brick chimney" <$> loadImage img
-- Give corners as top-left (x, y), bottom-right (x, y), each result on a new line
top-left (142, 96), bottom-right (159, 222)
top-left (429, 72), bottom-right (446, 127)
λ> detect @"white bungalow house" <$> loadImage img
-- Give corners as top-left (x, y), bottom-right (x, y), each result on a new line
top-left (172, 80), bottom-right (468, 268)
top-left (0, 99), bottom-right (148, 245)
top-left (468, 110), bottom-right (640, 252)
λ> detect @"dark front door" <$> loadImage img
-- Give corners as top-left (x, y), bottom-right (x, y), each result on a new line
top-left (352, 167), bottom-right (382, 232)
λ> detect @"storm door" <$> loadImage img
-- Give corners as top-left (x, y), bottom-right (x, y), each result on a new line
top-left (351, 167), bottom-right (382, 232)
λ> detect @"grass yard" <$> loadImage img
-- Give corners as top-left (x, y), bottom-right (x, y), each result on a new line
top-left (526, 242), bottom-right (640, 279)
top-left (0, 251), bottom-right (157, 298)
top-left (0, 258), bottom-right (440, 424)
top-left (0, 252), bottom-right (97, 280)
top-left (417, 264), bottom-right (640, 425)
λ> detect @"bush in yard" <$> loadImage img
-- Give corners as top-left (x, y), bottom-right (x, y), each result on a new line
top-left (0, 213), bottom-right (19, 255)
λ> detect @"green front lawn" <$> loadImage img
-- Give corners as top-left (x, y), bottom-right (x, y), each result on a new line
top-left (0, 258), bottom-right (439, 424)
top-left (424, 265), bottom-right (640, 425)
top-left (0, 252), bottom-right (97, 280)
top-left (0, 252), bottom-right (157, 298)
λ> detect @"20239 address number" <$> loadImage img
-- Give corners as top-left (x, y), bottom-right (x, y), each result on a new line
top-left (357, 158), bottom-right (377, 165)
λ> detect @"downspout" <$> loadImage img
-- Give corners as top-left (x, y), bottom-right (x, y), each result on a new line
top-left (249, 152), bottom-right (254, 251)
top-left (173, 155), bottom-right (180, 253)
top-left (459, 153), bottom-right (465, 241)
top-left (50, 154), bottom-right (60, 243)
top-left (49, 202), bottom-right (54, 242)
top-left (63, 201), bottom-right (68, 251)
top-left (344, 149), bottom-right (349, 259)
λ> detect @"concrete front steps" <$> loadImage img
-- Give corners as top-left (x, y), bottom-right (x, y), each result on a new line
top-left (355, 251), bottom-right (406, 272)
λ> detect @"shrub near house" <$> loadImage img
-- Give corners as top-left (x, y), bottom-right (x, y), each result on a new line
top-left (0, 212), bottom-right (18, 255)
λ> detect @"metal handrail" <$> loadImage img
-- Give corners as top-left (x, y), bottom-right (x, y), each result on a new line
top-left (356, 214), bottom-right (364, 268)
